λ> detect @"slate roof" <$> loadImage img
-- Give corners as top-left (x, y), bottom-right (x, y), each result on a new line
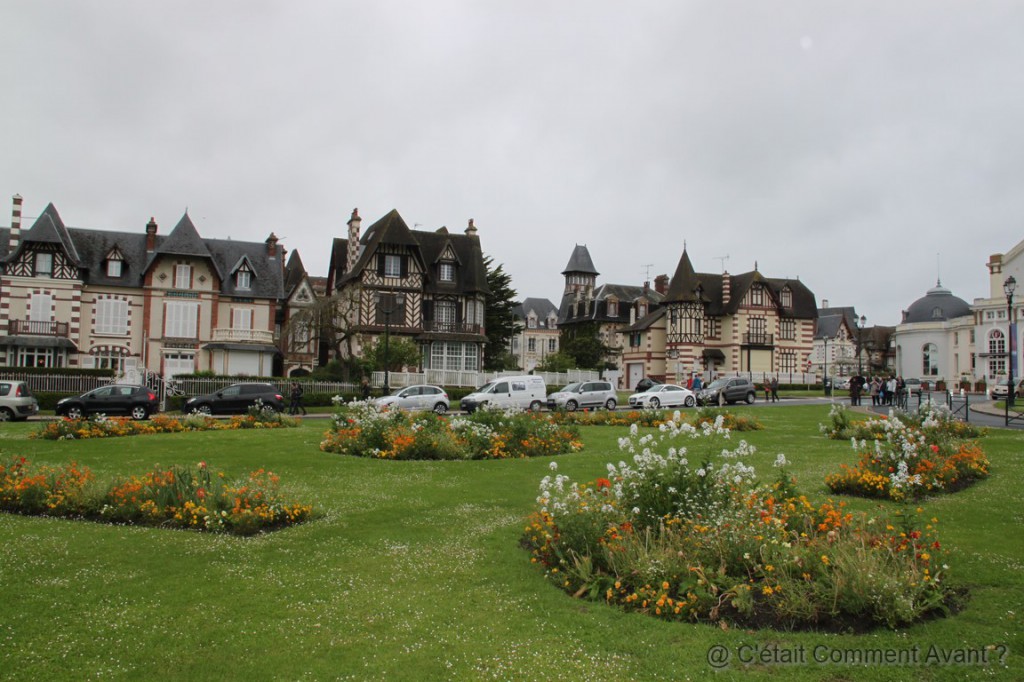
top-left (561, 244), bottom-right (599, 275)
top-left (514, 298), bottom-right (559, 328)
top-left (621, 306), bottom-right (667, 332)
top-left (2, 204), bottom-right (284, 299)
top-left (284, 249), bottom-right (308, 298)
top-left (902, 283), bottom-right (972, 323)
top-left (328, 209), bottom-right (489, 295)
top-left (558, 283), bottom-right (664, 325)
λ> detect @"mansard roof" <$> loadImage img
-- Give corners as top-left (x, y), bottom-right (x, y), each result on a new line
top-left (514, 297), bottom-right (559, 327)
top-left (558, 283), bottom-right (663, 325)
top-left (561, 244), bottom-right (599, 275)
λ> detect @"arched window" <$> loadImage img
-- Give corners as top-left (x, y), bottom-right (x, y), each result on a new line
top-left (922, 343), bottom-right (939, 376)
top-left (988, 330), bottom-right (1006, 378)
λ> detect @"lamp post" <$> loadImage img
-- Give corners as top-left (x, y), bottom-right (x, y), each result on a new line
top-left (1006, 276), bottom-right (1017, 414)
top-left (376, 291), bottom-right (405, 396)
top-left (822, 336), bottom-right (830, 397)
top-left (857, 315), bottom-right (866, 376)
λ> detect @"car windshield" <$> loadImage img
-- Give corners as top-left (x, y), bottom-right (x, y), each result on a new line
top-left (706, 379), bottom-right (729, 390)
top-left (560, 383), bottom-right (582, 392)
top-left (388, 388), bottom-right (405, 396)
top-left (475, 382), bottom-right (496, 393)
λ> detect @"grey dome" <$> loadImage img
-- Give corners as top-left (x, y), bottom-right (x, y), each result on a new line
top-left (902, 283), bottom-right (971, 323)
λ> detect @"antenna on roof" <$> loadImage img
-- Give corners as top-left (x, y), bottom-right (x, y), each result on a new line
top-left (714, 254), bottom-right (730, 272)
top-left (641, 263), bottom-right (654, 281)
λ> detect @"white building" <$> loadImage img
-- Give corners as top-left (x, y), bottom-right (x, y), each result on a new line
top-left (974, 239), bottom-right (1023, 383)
top-left (892, 282), bottom-right (974, 383)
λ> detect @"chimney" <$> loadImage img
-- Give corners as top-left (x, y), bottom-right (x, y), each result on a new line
top-left (465, 218), bottom-right (478, 237)
top-left (346, 208), bottom-right (361, 272)
top-left (9, 194), bottom-right (22, 252)
top-left (145, 217), bottom-right (158, 252)
top-left (822, 299), bottom-right (829, 309)
top-left (643, 280), bottom-right (650, 294)
top-left (654, 274), bottom-right (669, 295)
top-left (265, 232), bottom-right (279, 257)
top-left (722, 271), bottom-right (731, 305)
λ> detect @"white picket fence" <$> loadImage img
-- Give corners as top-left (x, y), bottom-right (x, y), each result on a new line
top-left (369, 368), bottom-right (602, 389)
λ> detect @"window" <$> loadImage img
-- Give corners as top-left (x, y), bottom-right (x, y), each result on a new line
top-left (548, 338), bottom-right (556, 353)
top-left (528, 338), bottom-right (536, 352)
top-left (174, 264), bottom-right (191, 289)
top-left (34, 252), bottom-right (53, 276)
top-left (704, 317), bottom-right (721, 339)
top-left (780, 319), bottom-right (796, 340)
top-left (430, 341), bottom-right (478, 371)
top-left (439, 262), bottom-right (455, 282)
top-left (95, 299), bottom-right (129, 335)
top-left (922, 343), bottom-right (939, 376)
top-left (781, 288), bottom-right (792, 308)
top-left (29, 293), bottom-right (52, 325)
top-left (608, 299), bottom-right (619, 317)
top-left (435, 300), bottom-right (456, 330)
top-left (779, 350), bottom-right (796, 372)
top-left (384, 254), bottom-right (402, 278)
top-left (750, 285), bottom-right (765, 306)
top-left (375, 293), bottom-right (406, 325)
top-left (236, 269), bottom-right (252, 290)
top-left (528, 315), bottom-right (537, 329)
top-left (637, 303), bottom-right (647, 318)
top-left (107, 259), bottom-right (122, 278)
top-left (232, 308), bottom-right (253, 330)
top-left (988, 331), bottom-right (1006, 378)
top-left (92, 349), bottom-right (127, 373)
top-left (165, 301), bottom-right (198, 338)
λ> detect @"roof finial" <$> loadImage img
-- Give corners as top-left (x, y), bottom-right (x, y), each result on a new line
top-left (936, 252), bottom-right (942, 286)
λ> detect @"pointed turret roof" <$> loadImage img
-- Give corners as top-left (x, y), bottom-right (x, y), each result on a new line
top-left (157, 213), bottom-right (213, 258)
top-left (664, 249), bottom-right (704, 303)
top-left (18, 203), bottom-right (81, 264)
top-left (561, 244), bottom-right (599, 275)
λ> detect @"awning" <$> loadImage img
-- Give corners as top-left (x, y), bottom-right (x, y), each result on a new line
top-left (0, 336), bottom-right (78, 350)
top-left (702, 348), bottom-right (726, 361)
top-left (202, 342), bottom-right (281, 354)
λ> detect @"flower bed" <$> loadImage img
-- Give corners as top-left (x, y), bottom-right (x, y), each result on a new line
top-left (320, 401), bottom-right (583, 459)
top-left (546, 407), bottom-right (763, 431)
top-left (820, 401), bottom-right (985, 441)
top-left (520, 414), bottom-right (962, 630)
top-left (33, 409), bottom-right (299, 441)
top-left (0, 457), bottom-right (312, 535)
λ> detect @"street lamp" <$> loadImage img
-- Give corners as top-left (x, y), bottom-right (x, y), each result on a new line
top-left (1005, 276), bottom-right (1017, 412)
top-left (376, 291), bottom-right (405, 396)
top-left (821, 335), bottom-right (831, 397)
top-left (857, 315), bottom-right (867, 376)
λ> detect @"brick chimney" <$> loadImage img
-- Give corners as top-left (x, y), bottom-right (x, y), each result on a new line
top-left (346, 208), bottom-right (361, 272)
top-left (265, 232), bottom-right (278, 257)
top-left (145, 217), bottom-right (158, 252)
top-left (9, 194), bottom-right (22, 252)
top-left (465, 218), bottom-right (478, 237)
top-left (654, 274), bottom-right (669, 295)
top-left (722, 271), bottom-right (731, 305)
top-left (821, 299), bottom-right (829, 309)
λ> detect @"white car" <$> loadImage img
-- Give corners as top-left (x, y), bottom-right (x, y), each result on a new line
top-left (990, 379), bottom-right (1023, 400)
top-left (627, 383), bottom-right (696, 409)
top-left (375, 385), bottom-right (450, 414)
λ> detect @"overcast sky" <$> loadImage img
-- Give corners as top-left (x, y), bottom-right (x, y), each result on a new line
top-left (3, 2), bottom-right (1022, 326)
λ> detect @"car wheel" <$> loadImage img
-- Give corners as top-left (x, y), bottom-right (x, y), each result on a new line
top-left (745, 392), bottom-right (755, 404)
top-left (433, 402), bottom-right (448, 415)
top-left (66, 406), bottom-right (84, 420)
top-left (195, 404), bottom-right (213, 416)
top-left (529, 400), bottom-right (542, 412)
top-left (649, 397), bottom-right (660, 409)
top-left (565, 400), bottom-right (578, 412)
top-left (130, 406), bottom-right (149, 421)
top-left (684, 396), bottom-right (695, 407)
top-left (0, 408), bottom-right (13, 422)
top-left (604, 398), bottom-right (617, 411)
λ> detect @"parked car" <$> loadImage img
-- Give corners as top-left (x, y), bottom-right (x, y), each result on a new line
top-left (903, 378), bottom-right (923, 397)
top-left (460, 375), bottom-right (547, 413)
top-left (375, 385), bottom-right (450, 414)
top-left (697, 377), bottom-right (757, 405)
top-left (990, 379), bottom-right (1023, 400)
top-left (183, 383), bottom-right (285, 415)
top-left (56, 384), bottom-right (158, 421)
top-left (828, 377), bottom-right (851, 391)
top-left (634, 377), bottom-right (661, 393)
top-left (628, 383), bottom-right (696, 409)
top-left (0, 380), bottom-right (39, 422)
top-left (547, 381), bottom-right (617, 411)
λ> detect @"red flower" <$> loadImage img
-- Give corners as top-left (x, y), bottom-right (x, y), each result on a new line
top-left (930, 444), bottom-right (940, 453)
top-left (596, 477), bottom-right (612, 490)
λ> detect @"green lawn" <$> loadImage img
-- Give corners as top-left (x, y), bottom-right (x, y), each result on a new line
top-left (0, 407), bottom-right (1021, 681)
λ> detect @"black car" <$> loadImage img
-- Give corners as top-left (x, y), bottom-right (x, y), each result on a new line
top-left (634, 377), bottom-right (662, 393)
top-left (56, 385), bottom-right (159, 421)
top-left (183, 383), bottom-right (285, 415)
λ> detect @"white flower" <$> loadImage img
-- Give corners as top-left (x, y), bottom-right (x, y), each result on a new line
top-left (549, 461), bottom-right (558, 471)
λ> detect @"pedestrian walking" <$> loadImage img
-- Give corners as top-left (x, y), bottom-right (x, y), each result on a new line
top-left (770, 376), bottom-right (779, 403)
top-left (289, 382), bottom-right (307, 415)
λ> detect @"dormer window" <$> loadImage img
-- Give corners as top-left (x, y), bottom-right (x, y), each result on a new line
top-left (637, 302), bottom-right (647, 318)
top-left (236, 267), bottom-right (252, 290)
top-left (384, 254), bottom-right (402, 278)
top-left (607, 298), bottom-right (619, 317)
top-left (528, 315), bottom-right (537, 329)
top-left (439, 262), bottom-right (455, 282)
top-left (35, 252), bottom-right (53, 276)
top-left (174, 264), bottom-right (191, 289)
top-left (781, 287), bottom-right (792, 308)
top-left (107, 259), bottom-right (122, 278)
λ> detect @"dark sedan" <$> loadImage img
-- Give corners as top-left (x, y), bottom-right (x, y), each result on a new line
top-left (56, 385), bottom-right (159, 421)
top-left (183, 383), bottom-right (285, 415)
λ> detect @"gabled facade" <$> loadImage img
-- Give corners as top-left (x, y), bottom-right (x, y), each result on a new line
top-left (326, 209), bottom-right (489, 373)
top-left (0, 196), bottom-right (284, 377)
top-left (279, 249), bottom-right (320, 376)
top-left (811, 305), bottom-right (858, 379)
top-left (619, 248), bottom-right (817, 388)
top-left (511, 297), bottom-right (559, 371)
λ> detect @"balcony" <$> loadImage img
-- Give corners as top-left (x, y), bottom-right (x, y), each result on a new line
top-left (422, 321), bottom-right (483, 335)
top-left (211, 328), bottom-right (275, 344)
top-left (8, 320), bottom-right (69, 337)
top-left (742, 332), bottom-right (774, 346)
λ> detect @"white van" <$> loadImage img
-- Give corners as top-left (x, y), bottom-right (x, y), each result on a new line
top-left (459, 375), bottom-right (547, 413)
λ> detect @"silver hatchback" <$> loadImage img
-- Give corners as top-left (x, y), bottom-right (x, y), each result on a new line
top-left (546, 381), bottom-right (617, 411)
top-left (0, 381), bottom-right (40, 422)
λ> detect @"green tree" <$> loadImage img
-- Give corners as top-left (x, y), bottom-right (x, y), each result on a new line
top-left (560, 322), bottom-right (614, 370)
top-left (364, 336), bottom-right (422, 372)
top-left (536, 351), bottom-right (576, 373)
top-left (483, 256), bottom-right (519, 370)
